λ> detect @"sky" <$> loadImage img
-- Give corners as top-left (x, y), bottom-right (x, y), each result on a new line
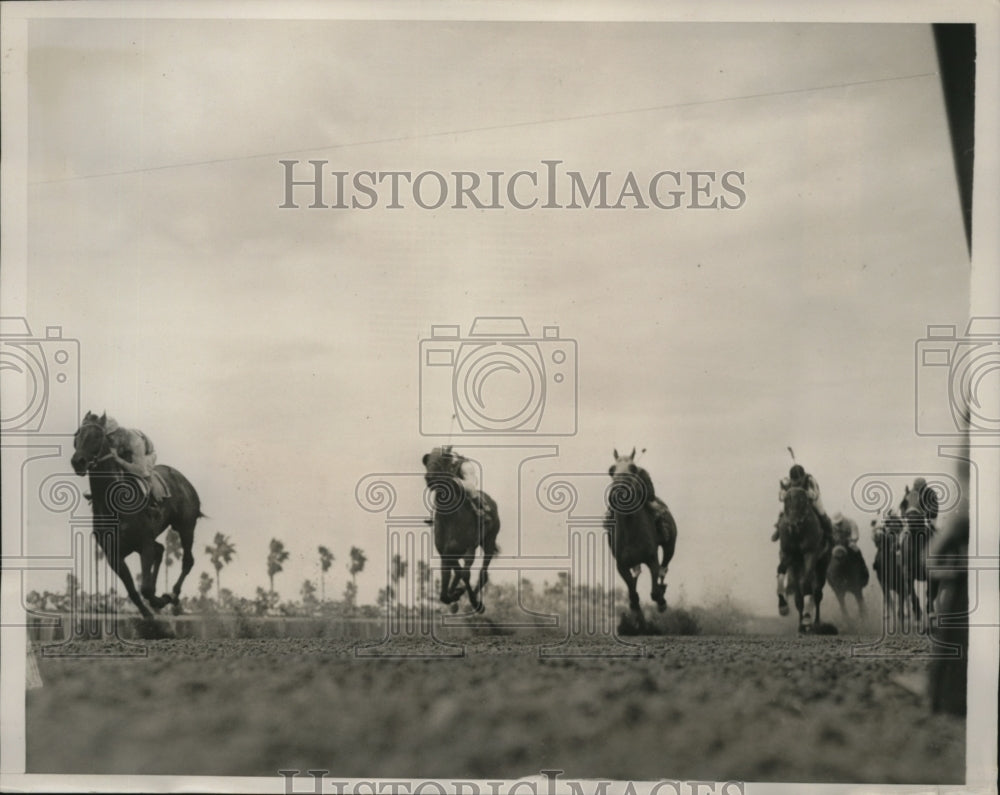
top-left (6, 18), bottom-right (975, 615)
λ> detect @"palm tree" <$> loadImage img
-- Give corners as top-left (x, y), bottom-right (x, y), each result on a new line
top-left (318, 545), bottom-right (334, 602)
top-left (198, 571), bottom-right (213, 606)
top-left (417, 560), bottom-right (433, 608)
top-left (300, 579), bottom-right (318, 614)
top-left (349, 546), bottom-right (367, 590)
top-left (390, 553), bottom-right (407, 607)
top-left (205, 532), bottom-right (237, 603)
top-left (163, 529), bottom-right (183, 592)
top-left (267, 538), bottom-right (290, 596)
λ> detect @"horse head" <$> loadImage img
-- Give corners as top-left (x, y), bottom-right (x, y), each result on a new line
top-left (782, 485), bottom-right (812, 526)
top-left (71, 411), bottom-right (111, 475)
top-left (422, 446), bottom-right (467, 509)
top-left (607, 448), bottom-right (647, 514)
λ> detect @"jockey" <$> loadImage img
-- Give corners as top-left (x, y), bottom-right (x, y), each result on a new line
top-left (900, 477), bottom-right (939, 530)
top-left (831, 512), bottom-right (860, 551)
top-left (104, 417), bottom-right (169, 505)
top-left (771, 464), bottom-right (834, 544)
top-left (634, 465), bottom-right (674, 558)
top-left (423, 446), bottom-right (487, 520)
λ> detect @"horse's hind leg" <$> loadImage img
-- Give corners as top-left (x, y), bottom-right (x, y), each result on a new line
top-left (168, 521), bottom-right (196, 612)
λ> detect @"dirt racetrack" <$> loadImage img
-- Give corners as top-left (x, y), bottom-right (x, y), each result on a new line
top-left (26, 629), bottom-right (964, 785)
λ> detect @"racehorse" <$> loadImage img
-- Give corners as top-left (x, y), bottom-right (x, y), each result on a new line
top-left (605, 448), bottom-right (677, 620)
top-left (71, 412), bottom-right (203, 619)
top-left (776, 485), bottom-right (831, 632)
top-left (900, 492), bottom-right (937, 623)
top-left (872, 512), bottom-right (920, 626)
top-left (826, 542), bottom-right (869, 622)
top-left (422, 446), bottom-right (500, 613)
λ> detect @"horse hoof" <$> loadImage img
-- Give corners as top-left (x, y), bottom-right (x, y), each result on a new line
top-left (657, 601), bottom-right (667, 613)
top-left (473, 601), bottom-right (486, 615)
top-left (449, 602), bottom-right (459, 614)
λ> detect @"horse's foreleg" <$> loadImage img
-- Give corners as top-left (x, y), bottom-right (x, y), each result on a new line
top-left (776, 562), bottom-right (789, 616)
top-left (855, 591), bottom-right (867, 620)
top-left (111, 555), bottom-right (153, 620)
top-left (475, 544), bottom-right (496, 600)
top-left (799, 553), bottom-right (822, 630)
top-left (616, 560), bottom-right (641, 614)
top-left (834, 589), bottom-right (848, 620)
top-left (439, 561), bottom-right (452, 604)
top-left (648, 559), bottom-right (666, 612)
top-left (139, 542), bottom-right (170, 610)
top-left (458, 556), bottom-right (480, 612)
top-left (440, 558), bottom-right (465, 605)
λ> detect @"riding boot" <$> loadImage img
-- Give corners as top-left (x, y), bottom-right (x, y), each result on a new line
top-left (469, 493), bottom-right (486, 519)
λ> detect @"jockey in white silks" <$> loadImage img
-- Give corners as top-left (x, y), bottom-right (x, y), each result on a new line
top-left (831, 512), bottom-right (860, 552)
top-left (104, 417), bottom-right (170, 504)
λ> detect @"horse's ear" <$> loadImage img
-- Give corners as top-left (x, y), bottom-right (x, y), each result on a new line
top-left (630, 447), bottom-right (636, 460)
top-left (608, 465), bottom-right (615, 477)
top-left (422, 454), bottom-right (430, 466)
top-left (613, 448), bottom-right (619, 459)
top-left (99, 412), bottom-right (106, 425)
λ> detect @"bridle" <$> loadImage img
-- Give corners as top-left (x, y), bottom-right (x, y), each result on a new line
top-left (75, 420), bottom-right (115, 472)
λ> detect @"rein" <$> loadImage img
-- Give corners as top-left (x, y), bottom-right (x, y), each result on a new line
top-left (77, 421), bottom-right (116, 471)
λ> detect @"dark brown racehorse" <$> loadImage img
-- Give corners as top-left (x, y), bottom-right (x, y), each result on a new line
top-left (777, 485), bottom-right (831, 632)
top-left (826, 542), bottom-right (869, 621)
top-left (422, 446), bottom-right (500, 613)
top-left (872, 512), bottom-right (920, 626)
top-left (605, 448), bottom-right (676, 619)
top-left (901, 500), bottom-right (937, 626)
top-left (71, 412), bottom-right (203, 619)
